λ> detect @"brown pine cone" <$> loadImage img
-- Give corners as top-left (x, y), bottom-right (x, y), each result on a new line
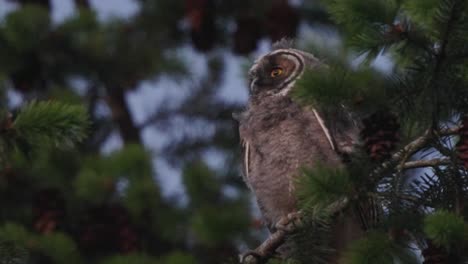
top-left (186, 0), bottom-right (216, 52)
top-left (456, 115), bottom-right (468, 168)
top-left (360, 111), bottom-right (400, 162)
top-left (32, 188), bottom-right (65, 234)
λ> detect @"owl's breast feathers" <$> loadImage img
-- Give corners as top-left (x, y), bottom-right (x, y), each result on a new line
top-left (238, 95), bottom-right (349, 226)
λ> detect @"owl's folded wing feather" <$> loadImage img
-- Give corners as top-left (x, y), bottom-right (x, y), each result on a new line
top-left (317, 107), bottom-right (361, 159)
top-left (311, 108), bottom-right (337, 151)
top-left (240, 138), bottom-right (252, 189)
top-left (315, 108), bottom-right (380, 230)
top-left (235, 110), bottom-right (254, 189)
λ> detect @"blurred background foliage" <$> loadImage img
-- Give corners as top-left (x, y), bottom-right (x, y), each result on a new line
top-left (0, 0), bottom-right (332, 263)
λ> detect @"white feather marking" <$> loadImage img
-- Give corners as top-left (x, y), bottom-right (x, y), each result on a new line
top-left (312, 108), bottom-right (336, 151)
top-left (250, 77), bottom-right (258, 92)
top-left (274, 53), bottom-right (303, 97)
top-left (276, 80), bottom-right (295, 96)
top-left (268, 49), bottom-right (291, 56)
top-left (243, 140), bottom-right (250, 179)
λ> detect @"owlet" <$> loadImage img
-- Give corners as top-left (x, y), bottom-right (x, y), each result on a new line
top-left (237, 41), bottom-right (364, 261)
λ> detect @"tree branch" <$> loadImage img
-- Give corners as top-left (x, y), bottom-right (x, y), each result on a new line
top-left (371, 128), bottom-right (433, 177)
top-left (371, 125), bottom-right (460, 178)
top-left (105, 86), bottom-right (142, 144)
top-left (398, 158), bottom-right (452, 170)
top-left (438, 125), bottom-right (460, 136)
top-left (241, 229), bottom-right (288, 264)
top-left (240, 199), bottom-right (349, 264)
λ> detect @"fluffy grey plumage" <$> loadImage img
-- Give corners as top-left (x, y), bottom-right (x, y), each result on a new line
top-left (238, 46), bottom-right (363, 261)
top-left (240, 95), bottom-right (341, 226)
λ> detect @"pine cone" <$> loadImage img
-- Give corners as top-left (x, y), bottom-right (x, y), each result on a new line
top-left (0, 112), bottom-right (13, 133)
top-left (32, 188), bottom-right (65, 234)
top-left (108, 205), bottom-right (140, 253)
top-left (78, 204), bottom-right (139, 255)
top-left (456, 116), bottom-right (468, 168)
top-left (186, 0), bottom-right (216, 52)
top-left (360, 111), bottom-right (400, 162)
top-left (118, 226), bottom-right (139, 253)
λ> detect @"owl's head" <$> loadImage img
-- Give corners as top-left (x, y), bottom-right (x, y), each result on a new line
top-left (248, 42), bottom-right (321, 96)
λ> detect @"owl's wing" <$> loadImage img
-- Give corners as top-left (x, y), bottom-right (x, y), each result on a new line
top-left (235, 110), bottom-right (254, 189)
top-left (240, 138), bottom-right (252, 189)
top-left (315, 107), bottom-right (361, 159)
top-left (315, 108), bottom-right (381, 230)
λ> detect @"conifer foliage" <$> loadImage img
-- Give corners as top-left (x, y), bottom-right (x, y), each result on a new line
top-left (0, 1), bottom-right (258, 264)
top-left (1, 101), bottom-right (88, 163)
top-left (3, 0), bottom-right (468, 264)
top-left (287, 0), bottom-right (468, 263)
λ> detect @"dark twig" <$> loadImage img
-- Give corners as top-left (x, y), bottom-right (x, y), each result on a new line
top-left (372, 125), bottom-right (460, 178)
top-left (241, 229), bottom-right (288, 264)
top-left (105, 86), bottom-right (142, 144)
top-left (398, 158), bottom-right (452, 170)
top-left (372, 128), bottom-right (433, 177)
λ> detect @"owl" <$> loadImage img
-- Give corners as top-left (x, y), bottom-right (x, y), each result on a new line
top-left (238, 41), bottom-right (364, 261)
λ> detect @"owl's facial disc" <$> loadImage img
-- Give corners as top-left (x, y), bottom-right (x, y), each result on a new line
top-left (248, 49), bottom-right (305, 96)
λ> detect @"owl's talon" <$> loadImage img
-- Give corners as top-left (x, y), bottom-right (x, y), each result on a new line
top-left (239, 250), bottom-right (262, 264)
top-left (275, 211), bottom-right (303, 232)
top-left (288, 211), bottom-right (303, 228)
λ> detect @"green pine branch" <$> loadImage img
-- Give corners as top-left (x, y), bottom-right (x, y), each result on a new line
top-left (342, 232), bottom-right (418, 264)
top-left (12, 100), bottom-right (89, 149)
top-left (293, 62), bottom-right (389, 113)
top-left (296, 164), bottom-right (353, 215)
top-left (424, 210), bottom-right (467, 251)
top-left (322, 0), bottom-right (400, 32)
top-left (0, 240), bottom-right (28, 264)
top-left (0, 223), bottom-right (82, 264)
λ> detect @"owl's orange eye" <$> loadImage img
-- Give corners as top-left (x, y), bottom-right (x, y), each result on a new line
top-left (270, 67), bottom-right (283, 77)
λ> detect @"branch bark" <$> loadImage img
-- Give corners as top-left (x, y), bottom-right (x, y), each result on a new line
top-left (241, 229), bottom-right (288, 264)
top-left (240, 199), bottom-right (349, 264)
top-left (105, 86), bottom-right (142, 144)
top-left (371, 125), bottom-right (460, 178)
top-left (398, 158), bottom-right (452, 170)
top-left (371, 128), bottom-right (433, 177)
